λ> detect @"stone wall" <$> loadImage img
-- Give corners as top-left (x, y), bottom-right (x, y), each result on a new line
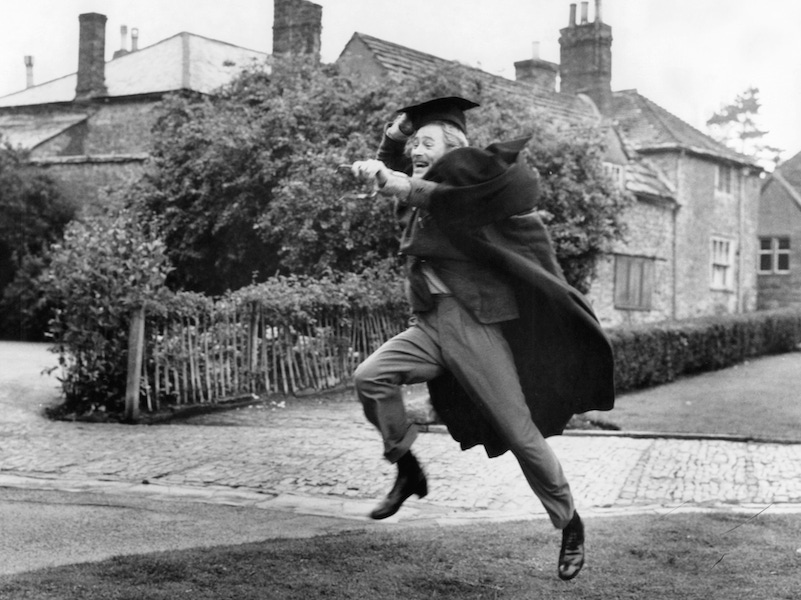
top-left (647, 153), bottom-right (759, 319)
top-left (587, 196), bottom-right (676, 327)
top-left (33, 156), bottom-right (147, 213)
top-left (32, 99), bottom-right (161, 158)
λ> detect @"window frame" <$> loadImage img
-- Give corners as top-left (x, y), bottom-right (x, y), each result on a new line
top-left (758, 236), bottom-right (791, 275)
top-left (715, 164), bottom-right (733, 195)
top-left (602, 162), bottom-right (626, 189)
top-left (614, 254), bottom-right (655, 311)
top-left (710, 236), bottom-right (734, 290)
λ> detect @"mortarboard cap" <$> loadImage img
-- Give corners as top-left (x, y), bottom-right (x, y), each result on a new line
top-left (398, 96), bottom-right (480, 134)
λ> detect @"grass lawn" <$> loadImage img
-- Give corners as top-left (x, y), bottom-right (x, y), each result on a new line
top-left (1, 512), bottom-right (799, 599)
top-left (585, 352), bottom-right (801, 442)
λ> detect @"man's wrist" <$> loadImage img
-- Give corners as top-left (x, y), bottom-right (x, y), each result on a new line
top-left (386, 122), bottom-right (410, 142)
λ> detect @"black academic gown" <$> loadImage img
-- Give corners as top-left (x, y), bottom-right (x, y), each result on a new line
top-left (420, 139), bottom-right (616, 457)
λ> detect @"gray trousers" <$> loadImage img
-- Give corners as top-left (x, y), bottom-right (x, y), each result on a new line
top-left (354, 295), bottom-right (575, 528)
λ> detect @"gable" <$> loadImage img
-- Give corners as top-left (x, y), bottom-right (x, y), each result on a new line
top-left (777, 149), bottom-right (801, 192)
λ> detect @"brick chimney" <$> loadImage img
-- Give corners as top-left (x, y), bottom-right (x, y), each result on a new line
top-left (272, 0), bottom-right (322, 60)
top-left (514, 42), bottom-right (559, 92)
top-left (76, 12), bottom-right (108, 99)
top-left (558, 0), bottom-right (613, 113)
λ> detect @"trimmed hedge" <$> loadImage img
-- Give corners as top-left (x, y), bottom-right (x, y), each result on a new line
top-left (608, 307), bottom-right (801, 394)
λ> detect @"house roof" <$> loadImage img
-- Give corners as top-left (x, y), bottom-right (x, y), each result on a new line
top-left (339, 33), bottom-right (599, 126)
top-left (626, 157), bottom-right (676, 202)
top-left (339, 33), bottom-right (674, 201)
top-left (776, 149), bottom-right (801, 191)
top-left (0, 32), bottom-right (268, 108)
top-left (765, 150), bottom-right (801, 213)
top-left (611, 89), bottom-right (757, 167)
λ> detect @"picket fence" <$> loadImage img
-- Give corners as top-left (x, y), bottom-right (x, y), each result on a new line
top-left (126, 300), bottom-right (409, 417)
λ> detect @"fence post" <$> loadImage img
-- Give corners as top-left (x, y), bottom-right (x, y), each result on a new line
top-left (125, 304), bottom-right (146, 422)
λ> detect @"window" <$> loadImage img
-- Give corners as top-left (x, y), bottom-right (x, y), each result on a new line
top-left (614, 255), bottom-right (654, 310)
top-left (603, 162), bottom-right (626, 189)
top-left (758, 237), bottom-right (790, 274)
top-left (710, 237), bottom-right (734, 289)
top-left (716, 164), bottom-right (733, 194)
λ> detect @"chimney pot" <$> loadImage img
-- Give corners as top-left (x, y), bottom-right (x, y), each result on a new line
top-left (24, 55), bottom-right (34, 88)
top-left (595, 0), bottom-right (603, 22)
top-left (76, 12), bottom-right (108, 99)
top-left (113, 24), bottom-right (130, 59)
top-left (131, 28), bottom-right (139, 51)
top-left (532, 41), bottom-right (540, 60)
top-left (581, 2), bottom-right (589, 24)
top-left (569, 3), bottom-right (577, 26)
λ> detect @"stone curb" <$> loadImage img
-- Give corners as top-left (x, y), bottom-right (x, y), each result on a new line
top-left (4, 472), bottom-right (801, 527)
top-left (418, 423), bottom-right (801, 446)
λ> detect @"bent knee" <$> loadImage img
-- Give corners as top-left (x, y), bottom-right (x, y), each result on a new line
top-left (353, 359), bottom-right (379, 389)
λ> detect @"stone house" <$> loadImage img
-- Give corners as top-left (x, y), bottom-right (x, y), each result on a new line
top-left (1, 0), bottom-right (761, 325)
top-left (757, 150), bottom-right (801, 308)
top-left (0, 0), bottom-right (321, 212)
top-left (337, 1), bottom-right (762, 326)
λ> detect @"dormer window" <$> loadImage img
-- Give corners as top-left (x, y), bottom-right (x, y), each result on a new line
top-left (603, 162), bottom-right (626, 189)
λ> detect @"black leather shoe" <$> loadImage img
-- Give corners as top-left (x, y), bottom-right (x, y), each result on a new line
top-left (558, 511), bottom-right (585, 581)
top-left (369, 452), bottom-right (428, 520)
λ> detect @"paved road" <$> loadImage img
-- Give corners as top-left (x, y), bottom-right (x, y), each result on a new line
top-left (2, 342), bottom-right (800, 574)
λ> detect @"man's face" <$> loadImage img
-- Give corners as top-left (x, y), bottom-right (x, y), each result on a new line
top-left (410, 124), bottom-right (448, 178)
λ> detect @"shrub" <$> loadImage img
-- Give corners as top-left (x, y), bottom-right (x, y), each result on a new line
top-left (0, 142), bottom-right (76, 339)
top-left (609, 307), bottom-right (801, 393)
top-left (39, 208), bottom-right (172, 415)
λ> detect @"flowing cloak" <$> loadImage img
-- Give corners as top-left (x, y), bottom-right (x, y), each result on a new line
top-left (420, 138), bottom-right (616, 458)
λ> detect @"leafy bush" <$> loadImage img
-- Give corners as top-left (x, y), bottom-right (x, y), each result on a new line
top-left (0, 142), bottom-right (76, 339)
top-left (131, 56), bottom-right (628, 296)
top-left (39, 208), bottom-right (172, 415)
top-left (609, 307), bottom-right (801, 393)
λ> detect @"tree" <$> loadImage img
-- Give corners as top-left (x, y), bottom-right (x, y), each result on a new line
top-left (0, 143), bottom-right (76, 339)
top-left (132, 56), bottom-right (628, 295)
top-left (131, 56), bottom-right (397, 295)
top-left (706, 86), bottom-right (783, 169)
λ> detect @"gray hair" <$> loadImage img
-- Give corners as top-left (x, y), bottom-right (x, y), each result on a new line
top-left (405, 120), bottom-right (469, 157)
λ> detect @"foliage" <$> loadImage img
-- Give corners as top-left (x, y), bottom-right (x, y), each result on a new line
top-left (131, 56), bottom-right (628, 295)
top-left (608, 306), bottom-right (801, 393)
top-left (130, 56), bottom-right (398, 295)
top-left (0, 142), bottom-right (76, 339)
top-left (39, 208), bottom-right (172, 414)
top-left (706, 86), bottom-right (783, 168)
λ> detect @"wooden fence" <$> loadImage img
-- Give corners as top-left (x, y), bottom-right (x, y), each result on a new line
top-left (128, 299), bottom-right (408, 414)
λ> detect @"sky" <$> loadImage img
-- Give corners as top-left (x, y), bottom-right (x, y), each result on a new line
top-left (1, 0), bottom-right (799, 161)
